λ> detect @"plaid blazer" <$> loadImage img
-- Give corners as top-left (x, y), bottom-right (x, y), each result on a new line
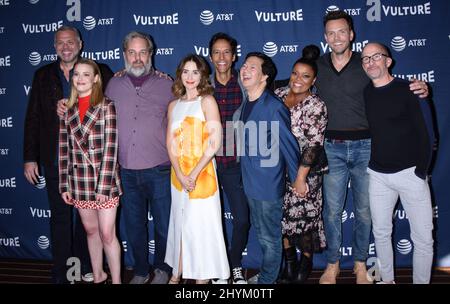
top-left (59, 98), bottom-right (122, 201)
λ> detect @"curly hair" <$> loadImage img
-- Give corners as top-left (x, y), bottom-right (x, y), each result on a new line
top-left (172, 54), bottom-right (213, 98)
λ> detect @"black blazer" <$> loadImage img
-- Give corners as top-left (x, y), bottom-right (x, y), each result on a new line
top-left (23, 60), bottom-right (113, 167)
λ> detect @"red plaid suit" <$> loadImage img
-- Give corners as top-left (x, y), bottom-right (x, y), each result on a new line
top-left (59, 98), bottom-right (122, 201)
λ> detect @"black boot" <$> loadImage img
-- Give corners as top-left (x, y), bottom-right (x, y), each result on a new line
top-left (278, 247), bottom-right (298, 284)
top-left (296, 253), bottom-right (313, 284)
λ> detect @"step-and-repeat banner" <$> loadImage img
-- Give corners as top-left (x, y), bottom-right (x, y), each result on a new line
top-left (1, 0), bottom-right (449, 270)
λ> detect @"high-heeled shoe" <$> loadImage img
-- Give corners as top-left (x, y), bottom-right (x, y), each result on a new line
top-left (296, 253), bottom-right (313, 284)
top-left (168, 276), bottom-right (181, 284)
top-left (94, 274), bottom-right (109, 284)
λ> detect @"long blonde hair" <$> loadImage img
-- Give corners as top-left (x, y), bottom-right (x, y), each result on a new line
top-left (67, 58), bottom-right (104, 109)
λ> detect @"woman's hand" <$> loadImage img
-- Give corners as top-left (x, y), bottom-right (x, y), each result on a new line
top-left (293, 179), bottom-right (309, 198)
top-left (177, 173), bottom-right (195, 192)
top-left (95, 194), bottom-right (108, 203)
top-left (61, 192), bottom-right (73, 205)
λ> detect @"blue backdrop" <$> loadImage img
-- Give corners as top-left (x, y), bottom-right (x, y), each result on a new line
top-left (1, 0), bottom-right (449, 271)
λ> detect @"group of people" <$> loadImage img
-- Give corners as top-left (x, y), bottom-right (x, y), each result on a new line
top-left (23, 10), bottom-right (435, 285)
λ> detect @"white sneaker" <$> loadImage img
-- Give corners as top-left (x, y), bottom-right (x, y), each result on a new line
top-left (211, 278), bottom-right (229, 284)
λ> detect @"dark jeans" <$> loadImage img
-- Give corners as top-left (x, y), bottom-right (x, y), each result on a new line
top-left (43, 165), bottom-right (91, 284)
top-left (120, 166), bottom-right (172, 276)
top-left (217, 164), bottom-right (250, 269)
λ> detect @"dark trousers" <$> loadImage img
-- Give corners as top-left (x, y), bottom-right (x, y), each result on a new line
top-left (217, 164), bottom-right (250, 269)
top-left (120, 166), bottom-right (172, 276)
top-left (44, 165), bottom-right (91, 283)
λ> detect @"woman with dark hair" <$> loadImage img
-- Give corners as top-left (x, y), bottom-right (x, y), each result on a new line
top-left (59, 58), bottom-right (122, 284)
top-left (165, 54), bottom-right (230, 284)
top-left (274, 47), bottom-right (328, 284)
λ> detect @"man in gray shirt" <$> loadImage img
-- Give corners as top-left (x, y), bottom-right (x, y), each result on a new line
top-left (105, 31), bottom-right (174, 284)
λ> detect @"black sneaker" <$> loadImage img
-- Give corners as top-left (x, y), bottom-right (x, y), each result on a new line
top-left (232, 267), bottom-right (247, 284)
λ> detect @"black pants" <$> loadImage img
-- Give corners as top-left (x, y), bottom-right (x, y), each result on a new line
top-left (217, 164), bottom-right (250, 269)
top-left (44, 165), bottom-right (91, 283)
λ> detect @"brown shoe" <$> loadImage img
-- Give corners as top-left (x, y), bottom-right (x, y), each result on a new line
top-left (354, 261), bottom-right (373, 284)
top-left (319, 262), bottom-right (340, 284)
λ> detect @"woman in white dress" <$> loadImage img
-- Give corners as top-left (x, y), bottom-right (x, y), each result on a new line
top-left (165, 54), bottom-right (230, 284)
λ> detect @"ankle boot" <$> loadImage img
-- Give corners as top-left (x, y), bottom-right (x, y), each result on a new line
top-left (296, 253), bottom-right (313, 284)
top-left (278, 247), bottom-right (298, 284)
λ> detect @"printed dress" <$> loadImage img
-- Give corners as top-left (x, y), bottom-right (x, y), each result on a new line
top-left (164, 96), bottom-right (230, 280)
top-left (275, 87), bottom-right (328, 253)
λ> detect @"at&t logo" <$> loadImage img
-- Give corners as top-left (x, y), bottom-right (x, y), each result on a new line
top-left (391, 36), bottom-right (426, 52)
top-left (28, 52), bottom-right (57, 66)
top-left (396, 239), bottom-right (412, 255)
top-left (0, 148), bottom-right (8, 156)
top-left (29, 0), bottom-right (39, 4)
top-left (263, 42), bottom-right (298, 57)
top-left (326, 5), bottom-right (361, 16)
top-left (156, 48), bottom-right (174, 56)
top-left (199, 10), bottom-right (234, 25)
top-left (341, 210), bottom-right (348, 223)
top-left (38, 236), bottom-right (50, 249)
top-left (0, 208), bottom-right (12, 215)
top-left (83, 16), bottom-right (114, 31)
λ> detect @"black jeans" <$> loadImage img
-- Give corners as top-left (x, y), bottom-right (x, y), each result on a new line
top-left (44, 165), bottom-right (91, 283)
top-left (217, 164), bottom-right (250, 269)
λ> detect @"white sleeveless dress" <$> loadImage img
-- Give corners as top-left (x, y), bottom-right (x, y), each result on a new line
top-left (164, 96), bottom-right (230, 280)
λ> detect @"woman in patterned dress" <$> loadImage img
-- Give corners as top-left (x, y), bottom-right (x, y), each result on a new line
top-left (59, 59), bottom-right (122, 284)
top-left (274, 48), bottom-right (328, 284)
top-left (165, 54), bottom-right (230, 284)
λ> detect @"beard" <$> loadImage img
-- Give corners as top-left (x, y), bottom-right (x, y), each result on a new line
top-left (125, 59), bottom-right (152, 77)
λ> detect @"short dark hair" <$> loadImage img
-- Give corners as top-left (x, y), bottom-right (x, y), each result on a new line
top-left (323, 10), bottom-right (354, 32)
top-left (244, 52), bottom-right (277, 88)
top-left (209, 32), bottom-right (238, 56)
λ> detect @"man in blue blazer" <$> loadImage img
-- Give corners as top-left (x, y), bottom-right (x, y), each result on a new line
top-left (233, 52), bottom-right (302, 284)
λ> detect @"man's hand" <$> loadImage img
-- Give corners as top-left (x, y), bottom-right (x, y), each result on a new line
top-left (155, 70), bottom-right (172, 80)
top-left (114, 69), bottom-right (126, 77)
top-left (24, 161), bottom-right (39, 185)
top-left (410, 79), bottom-right (429, 98)
top-left (56, 98), bottom-right (68, 119)
top-left (61, 192), bottom-right (73, 205)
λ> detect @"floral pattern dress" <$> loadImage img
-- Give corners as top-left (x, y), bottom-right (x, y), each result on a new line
top-left (275, 86), bottom-right (328, 253)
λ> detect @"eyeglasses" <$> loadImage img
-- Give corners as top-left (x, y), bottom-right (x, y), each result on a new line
top-left (361, 53), bottom-right (389, 64)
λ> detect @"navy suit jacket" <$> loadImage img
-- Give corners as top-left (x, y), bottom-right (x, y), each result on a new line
top-left (233, 89), bottom-right (300, 201)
